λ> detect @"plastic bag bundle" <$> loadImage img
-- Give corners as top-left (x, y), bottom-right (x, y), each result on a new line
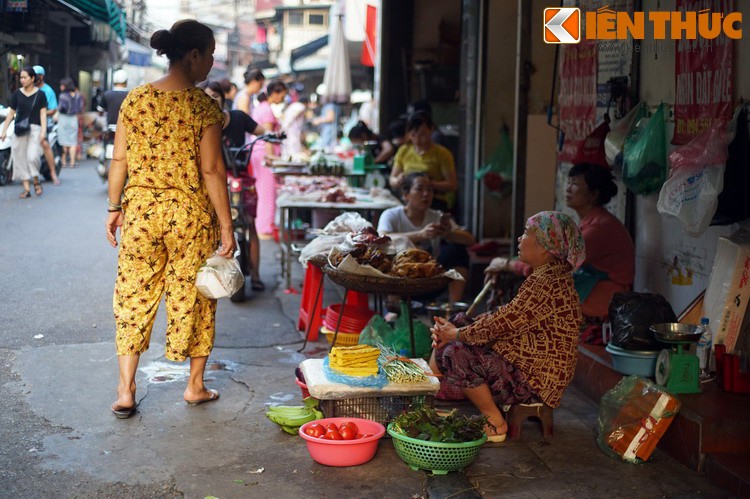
top-left (623, 104), bottom-right (667, 195)
top-left (657, 123), bottom-right (728, 236)
top-left (604, 103), bottom-right (645, 169)
top-left (608, 292), bottom-right (676, 351)
top-left (195, 254), bottom-right (244, 299)
top-left (358, 304), bottom-right (433, 359)
top-left (597, 376), bottom-right (681, 463)
top-left (475, 126), bottom-right (513, 199)
top-left (322, 356), bottom-right (388, 388)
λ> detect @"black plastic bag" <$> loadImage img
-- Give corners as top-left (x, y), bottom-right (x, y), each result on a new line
top-left (608, 292), bottom-right (676, 351)
top-left (712, 105), bottom-right (750, 225)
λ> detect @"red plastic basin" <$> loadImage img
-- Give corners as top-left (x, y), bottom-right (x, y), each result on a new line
top-left (299, 417), bottom-right (386, 467)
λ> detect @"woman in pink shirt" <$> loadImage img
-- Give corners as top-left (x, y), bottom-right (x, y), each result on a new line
top-left (250, 80), bottom-right (287, 237)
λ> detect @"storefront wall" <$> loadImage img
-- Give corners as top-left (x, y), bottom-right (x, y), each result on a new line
top-left (634, 0), bottom-right (750, 314)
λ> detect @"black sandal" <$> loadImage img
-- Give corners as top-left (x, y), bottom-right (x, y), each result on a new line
top-left (33, 182), bottom-right (42, 196)
top-left (251, 280), bottom-right (266, 291)
top-left (19, 190), bottom-right (30, 198)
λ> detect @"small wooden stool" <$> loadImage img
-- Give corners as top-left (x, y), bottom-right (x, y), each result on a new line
top-left (506, 403), bottom-right (554, 440)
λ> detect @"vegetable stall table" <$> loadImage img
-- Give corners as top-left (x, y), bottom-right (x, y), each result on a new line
top-left (299, 357), bottom-right (440, 426)
top-left (299, 255), bottom-right (451, 357)
top-left (277, 190), bottom-right (401, 292)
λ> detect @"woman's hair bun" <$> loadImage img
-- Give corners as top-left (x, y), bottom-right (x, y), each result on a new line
top-left (150, 29), bottom-right (175, 56)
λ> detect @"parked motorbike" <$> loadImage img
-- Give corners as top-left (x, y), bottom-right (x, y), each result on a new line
top-left (226, 132), bottom-right (285, 302)
top-left (0, 105), bottom-right (13, 186)
top-left (96, 124), bottom-right (117, 181)
top-left (38, 119), bottom-right (62, 182)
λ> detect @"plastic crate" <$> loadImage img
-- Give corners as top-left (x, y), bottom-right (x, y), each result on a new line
top-left (322, 327), bottom-right (361, 347)
top-left (319, 395), bottom-right (434, 426)
top-left (387, 424), bottom-right (486, 474)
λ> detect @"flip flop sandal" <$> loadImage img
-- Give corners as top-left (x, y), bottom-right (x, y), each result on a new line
top-left (185, 388), bottom-right (220, 406)
top-left (251, 280), bottom-right (266, 291)
top-left (111, 404), bottom-right (137, 419)
top-left (34, 183), bottom-right (42, 196)
top-left (19, 190), bottom-right (31, 198)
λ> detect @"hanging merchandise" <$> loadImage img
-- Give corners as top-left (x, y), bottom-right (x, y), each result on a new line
top-left (573, 120), bottom-right (610, 169)
top-left (475, 125), bottom-right (513, 199)
top-left (656, 123), bottom-right (728, 236)
top-left (622, 104), bottom-right (667, 195)
top-left (604, 102), bottom-right (645, 170)
top-left (712, 104), bottom-right (750, 225)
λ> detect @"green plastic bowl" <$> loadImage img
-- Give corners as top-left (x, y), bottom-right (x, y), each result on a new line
top-left (387, 424), bottom-right (487, 474)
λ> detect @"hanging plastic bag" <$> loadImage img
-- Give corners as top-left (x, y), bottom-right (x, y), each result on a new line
top-left (712, 104), bottom-right (750, 225)
top-left (604, 102), bottom-right (645, 170)
top-left (195, 254), bottom-right (244, 299)
top-left (573, 120), bottom-right (610, 169)
top-left (622, 104), bottom-right (667, 195)
top-left (475, 125), bottom-right (513, 199)
top-left (657, 123), bottom-right (728, 236)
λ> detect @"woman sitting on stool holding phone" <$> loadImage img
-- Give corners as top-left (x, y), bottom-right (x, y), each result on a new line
top-left (377, 172), bottom-right (474, 302)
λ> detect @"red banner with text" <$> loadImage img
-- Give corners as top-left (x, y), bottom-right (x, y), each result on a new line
top-left (672, 0), bottom-right (734, 144)
top-left (558, 41), bottom-right (598, 163)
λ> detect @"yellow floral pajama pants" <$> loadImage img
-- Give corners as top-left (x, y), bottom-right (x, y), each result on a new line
top-left (114, 187), bottom-right (220, 361)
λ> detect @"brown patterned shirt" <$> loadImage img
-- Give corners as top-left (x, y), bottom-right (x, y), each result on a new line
top-left (460, 259), bottom-right (582, 407)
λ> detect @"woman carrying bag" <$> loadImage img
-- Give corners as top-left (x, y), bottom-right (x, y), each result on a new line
top-left (0, 66), bottom-right (48, 198)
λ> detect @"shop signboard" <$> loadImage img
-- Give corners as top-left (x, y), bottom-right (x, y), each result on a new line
top-left (672, 0), bottom-right (735, 145)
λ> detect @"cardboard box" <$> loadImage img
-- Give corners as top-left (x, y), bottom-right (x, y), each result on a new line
top-left (702, 229), bottom-right (750, 353)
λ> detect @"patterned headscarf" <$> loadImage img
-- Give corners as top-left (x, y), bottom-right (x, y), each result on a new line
top-left (526, 211), bottom-right (586, 270)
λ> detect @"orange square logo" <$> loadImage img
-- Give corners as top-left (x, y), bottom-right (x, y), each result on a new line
top-left (544, 7), bottom-right (581, 44)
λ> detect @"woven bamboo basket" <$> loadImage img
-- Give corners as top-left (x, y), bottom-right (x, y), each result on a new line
top-left (320, 264), bottom-right (451, 296)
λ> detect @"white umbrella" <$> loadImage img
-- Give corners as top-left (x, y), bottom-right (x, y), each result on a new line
top-left (322, 0), bottom-right (351, 104)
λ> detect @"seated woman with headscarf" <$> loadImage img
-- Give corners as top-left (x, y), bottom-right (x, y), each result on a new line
top-left (429, 211), bottom-right (585, 442)
top-left (485, 163), bottom-right (634, 322)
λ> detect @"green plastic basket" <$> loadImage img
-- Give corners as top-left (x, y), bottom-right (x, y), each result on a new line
top-left (387, 424), bottom-right (487, 474)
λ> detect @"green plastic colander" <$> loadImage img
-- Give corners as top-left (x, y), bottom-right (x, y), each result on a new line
top-left (387, 424), bottom-right (487, 474)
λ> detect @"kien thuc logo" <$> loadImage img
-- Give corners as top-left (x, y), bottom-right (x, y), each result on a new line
top-left (544, 7), bottom-right (581, 44)
top-left (545, 5), bottom-right (742, 43)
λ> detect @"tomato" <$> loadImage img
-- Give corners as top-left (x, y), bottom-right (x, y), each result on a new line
top-left (305, 423), bottom-right (326, 438)
top-left (324, 428), bottom-right (343, 440)
top-left (355, 433), bottom-right (364, 439)
top-left (360, 434), bottom-right (373, 439)
top-left (340, 421), bottom-right (359, 435)
top-left (326, 423), bottom-right (339, 432)
top-left (339, 426), bottom-right (356, 440)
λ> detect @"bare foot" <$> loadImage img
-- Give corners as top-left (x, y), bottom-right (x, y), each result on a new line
top-left (485, 416), bottom-right (508, 437)
top-left (183, 387), bottom-right (219, 405)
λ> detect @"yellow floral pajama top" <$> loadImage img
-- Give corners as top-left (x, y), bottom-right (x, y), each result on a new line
top-left (114, 84), bottom-right (224, 361)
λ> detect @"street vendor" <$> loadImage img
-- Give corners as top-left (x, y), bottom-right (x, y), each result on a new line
top-left (485, 163), bottom-right (634, 326)
top-left (429, 211), bottom-right (585, 442)
top-left (377, 172), bottom-right (474, 302)
top-left (388, 112), bottom-right (457, 211)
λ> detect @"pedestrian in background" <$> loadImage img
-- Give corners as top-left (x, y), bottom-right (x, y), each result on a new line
top-left (57, 77), bottom-right (84, 168)
top-left (33, 65), bottom-right (61, 186)
top-left (233, 69), bottom-right (264, 116)
top-left (281, 93), bottom-right (308, 158)
top-left (0, 66), bottom-right (47, 198)
top-left (105, 19), bottom-right (235, 419)
top-left (250, 79), bottom-right (287, 238)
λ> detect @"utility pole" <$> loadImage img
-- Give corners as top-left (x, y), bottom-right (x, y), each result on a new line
top-left (228, 0), bottom-right (240, 76)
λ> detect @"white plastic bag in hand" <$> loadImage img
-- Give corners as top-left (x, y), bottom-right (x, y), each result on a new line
top-left (195, 254), bottom-right (244, 299)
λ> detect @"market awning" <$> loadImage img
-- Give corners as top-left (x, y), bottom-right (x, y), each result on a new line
top-left (290, 34), bottom-right (328, 70)
top-left (125, 38), bottom-right (152, 67)
top-left (56, 0), bottom-right (126, 42)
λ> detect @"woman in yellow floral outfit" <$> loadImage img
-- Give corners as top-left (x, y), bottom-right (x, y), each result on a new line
top-left (105, 20), bottom-right (235, 418)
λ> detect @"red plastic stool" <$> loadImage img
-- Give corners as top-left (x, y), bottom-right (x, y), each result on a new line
top-left (297, 265), bottom-right (369, 341)
top-left (506, 403), bottom-right (554, 440)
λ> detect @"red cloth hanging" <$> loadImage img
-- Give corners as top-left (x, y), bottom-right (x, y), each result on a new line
top-left (361, 4), bottom-right (376, 67)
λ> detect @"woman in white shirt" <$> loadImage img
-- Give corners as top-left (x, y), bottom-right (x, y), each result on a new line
top-left (378, 172), bottom-right (474, 302)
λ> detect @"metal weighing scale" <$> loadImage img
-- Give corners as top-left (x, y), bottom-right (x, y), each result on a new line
top-left (650, 323), bottom-right (704, 394)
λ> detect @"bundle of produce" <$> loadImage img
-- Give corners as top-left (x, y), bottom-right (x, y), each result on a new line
top-left (390, 406), bottom-right (487, 443)
top-left (377, 343), bottom-right (429, 383)
top-left (265, 397), bottom-right (324, 435)
top-left (329, 345), bottom-right (381, 376)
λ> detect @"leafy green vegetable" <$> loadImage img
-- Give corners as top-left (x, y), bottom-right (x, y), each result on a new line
top-left (390, 406), bottom-right (487, 443)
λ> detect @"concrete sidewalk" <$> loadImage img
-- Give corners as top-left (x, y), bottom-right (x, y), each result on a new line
top-left (1, 230), bottom-right (731, 498)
